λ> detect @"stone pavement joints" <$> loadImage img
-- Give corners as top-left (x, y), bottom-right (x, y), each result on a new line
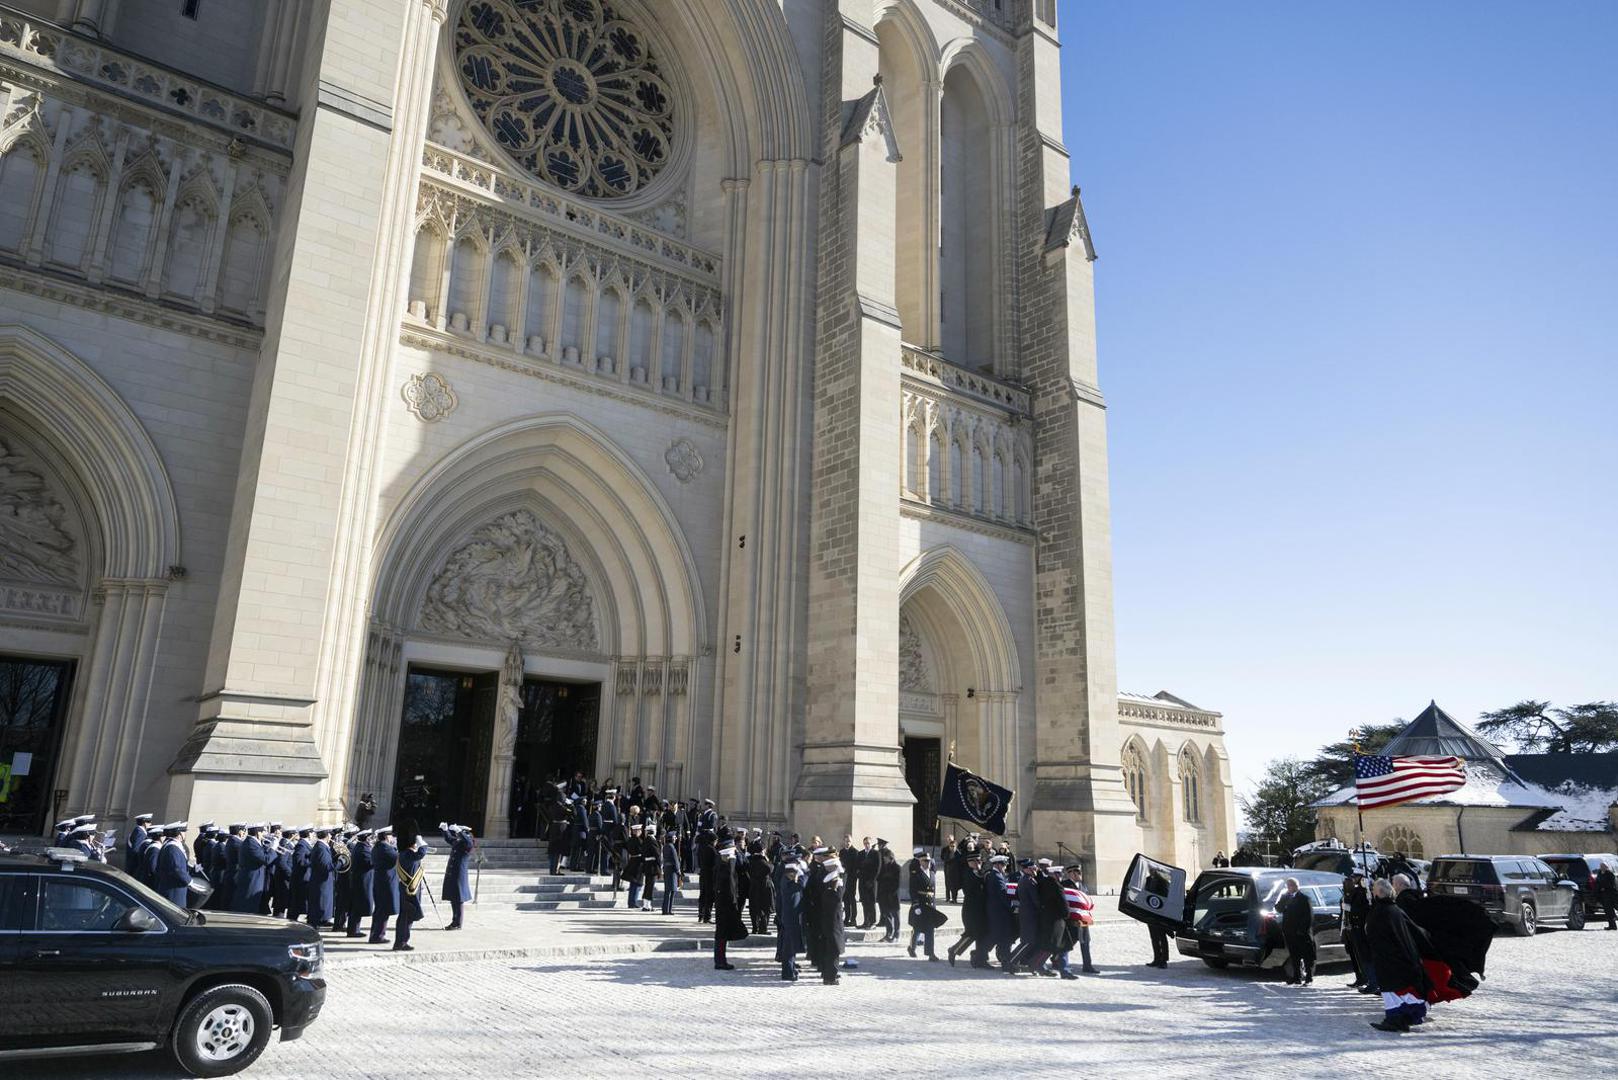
top-left (17, 919), bottom-right (1618, 1080)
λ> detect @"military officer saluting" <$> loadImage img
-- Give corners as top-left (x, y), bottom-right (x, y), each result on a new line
top-left (439, 822), bottom-right (474, 930)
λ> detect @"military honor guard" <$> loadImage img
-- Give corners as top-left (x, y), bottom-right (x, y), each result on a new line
top-left (124, 813), bottom-right (154, 873)
top-left (662, 830), bottom-right (684, 916)
top-left (234, 823), bottom-right (271, 914)
top-left (439, 822), bottom-right (474, 930)
top-left (369, 826), bottom-right (399, 944)
top-left (775, 854), bottom-right (807, 981)
top-left (808, 848), bottom-right (846, 984)
top-left (907, 848), bottom-right (944, 961)
top-left (346, 829), bottom-right (375, 937)
top-left (711, 836), bottom-right (746, 970)
top-left (985, 853), bottom-right (1015, 971)
top-left (155, 822), bottom-right (194, 908)
top-left (306, 827), bottom-right (336, 928)
top-left (393, 823), bottom-right (429, 952)
top-left (623, 823), bottom-right (647, 908)
top-left (142, 823), bottom-right (165, 885)
top-left (67, 822), bottom-right (105, 861)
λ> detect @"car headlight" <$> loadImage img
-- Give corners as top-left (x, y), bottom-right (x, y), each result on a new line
top-left (289, 941), bottom-right (323, 976)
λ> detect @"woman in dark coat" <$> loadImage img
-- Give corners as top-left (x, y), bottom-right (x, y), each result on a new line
top-left (877, 846), bottom-right (902, 942)
top-left (441, 824), bottom-right (474, 929)
top-left (712, 839), bottom-right (748, 970)
top-left (1367, 880), bottom-right (1436, 1032)
top-left (368, 827), bottom-right (399, 944)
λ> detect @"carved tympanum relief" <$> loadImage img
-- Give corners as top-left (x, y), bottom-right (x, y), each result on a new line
top-left (899, 612), bottom-right (932, 693)
top-left (0, 436), bottom-right (76, 585)
top-left (419, 508), bottom-right (598, 651)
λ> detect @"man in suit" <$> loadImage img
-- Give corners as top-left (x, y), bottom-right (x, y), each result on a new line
top-left (155, 822), bottom-right (193, 908)
top-left (856, 836), bottom-right (879, 929)
top-left (1278, 877), bottom-right (1316, 985)
top-left (838, 835), bottom-right (860, 926)
top-left (661, 830), bottom-right (684, 916)
top-left (234, 823), bottom-right (271, 914)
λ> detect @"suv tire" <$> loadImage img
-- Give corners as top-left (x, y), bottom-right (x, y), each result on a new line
top-left (1515, 901), bottom-right (1536, 937)
top-left (1566, 902), bottom-right (1585, 931)
top-left (171, 983), bottom-right (274, 1077)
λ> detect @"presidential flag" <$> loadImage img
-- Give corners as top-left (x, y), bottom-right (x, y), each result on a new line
top-left (937, 763), bottom-right (1014, 836)
top-left (1353, 753), bottom-right (1467, 810)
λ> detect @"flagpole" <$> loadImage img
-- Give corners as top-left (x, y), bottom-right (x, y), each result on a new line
top-left (1350, 730), bottom-right (1366, 862)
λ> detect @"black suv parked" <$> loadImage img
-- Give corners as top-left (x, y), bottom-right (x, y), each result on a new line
top-left (0, 848), bottom-right (325, 1076)
top-left (1427, 854), bottom-right (1584, 936)
top-left (1539, 853), bottom-right (1618, 919)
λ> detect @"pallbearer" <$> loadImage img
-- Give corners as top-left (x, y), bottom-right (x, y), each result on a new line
top-left (440, 821), bottom-right (474, 930)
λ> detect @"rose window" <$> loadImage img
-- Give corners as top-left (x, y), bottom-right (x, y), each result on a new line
top-left (454, 0), bottom-right (677, 200)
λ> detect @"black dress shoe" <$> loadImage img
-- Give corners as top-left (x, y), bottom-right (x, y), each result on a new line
top-left (1371, 1019), bottom-right (1410, 1033)
top-left (715, 962), bottom-right (736, 970)
top-left (444, 923), bottom-right (461, 931)
top-left (1060, 971), bottom-right (1079, 980)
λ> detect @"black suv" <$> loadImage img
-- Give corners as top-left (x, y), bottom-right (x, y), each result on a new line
top-left (0, 848), bottom-right (325, 1076)
top-left (1427, 854), bottom-right (1584, 936)
top-left (1539, 853), bottom-right (1618, 919)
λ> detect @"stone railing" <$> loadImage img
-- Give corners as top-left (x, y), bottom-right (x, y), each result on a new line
top-left (422, 143), bottom-right (721, 283)
top-left (0, 6), bottom-right (296, 152)
top-left (900, 376), bottom-right (1033, 531)
top-left (901, 343), bottom-right (1030, 416)
top-left (1118, 696), bottom-right (1224, 732)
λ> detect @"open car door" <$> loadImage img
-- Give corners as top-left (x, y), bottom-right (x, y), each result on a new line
top-left (1118, 853), bottom-right (1188, 928)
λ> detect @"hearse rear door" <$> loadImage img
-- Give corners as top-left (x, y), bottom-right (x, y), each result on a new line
top-left (1118, 853), bottom-right (1188, 927)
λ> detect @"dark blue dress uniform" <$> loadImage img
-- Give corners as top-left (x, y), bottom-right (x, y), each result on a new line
top-left (234, 829), bottom-right (270, 914)
top-left (369, 836), bottom-right (399, 943)
top-left (775, 863), bottom-right (806, 981)
top-left (289, 831), bottom-right (311, 919)
top-left (124, 817), bottom-right (151, 873)
top-left (394, 840), bottom-right (427, 951)
top-left (332, 832), bottom-right (353, 929)
top-left (986, 860), bottom-right (1015, 969)
top-left (441, 827), bottom-right (473, 929)
top-left (142, 837), bottom-right (163, 886)
top-left (272, 832), bottom-right (294, 916)
top-left (307, 833), bottom-right (335, 926)
top-left (346, 834), bottom-right (374, 937)
top-left (156, 835), bottom-right (193, 908)
top-left (217, 828), bottom-right (242, 911)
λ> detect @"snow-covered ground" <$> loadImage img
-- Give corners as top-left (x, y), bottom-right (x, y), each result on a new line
top-left (19, 918), bottom-right (1617, 1078)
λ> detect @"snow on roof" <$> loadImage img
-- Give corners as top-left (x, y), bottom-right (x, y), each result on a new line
top-left (1314, 758), bottom-right (1618, 833)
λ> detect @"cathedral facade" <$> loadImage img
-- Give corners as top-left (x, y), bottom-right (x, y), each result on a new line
top-left (0, 0), bottom-right (1233, 880)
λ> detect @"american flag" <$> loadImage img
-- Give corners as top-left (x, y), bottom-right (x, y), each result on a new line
top-left (1354, 753), bottom-right (1467, 810)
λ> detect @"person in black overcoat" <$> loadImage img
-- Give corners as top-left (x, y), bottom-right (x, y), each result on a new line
top-left (712, 838), bottom-right (748, 970)
top-left (1597, 863), bottom-right (1618, 931)
top-left (1277, 877), bottom-right (1315, 985)
top-left (1366, 879), bottom-right (1436, 1032)
top-left (745, 843), bottom-right (774, 934)
top-left (639, 829), bottom-right (660, 911)
top-left (856, 837), bottom-right (879, 929)
top-left (545, 784), bottom-right (571, 874)
top-left (838, 836), bottom-right (860, 926)
top-left (696, 830), bottom-right (717, 923)
top-left (803, 847), bottom-right (828, 969)
top-left (876, 844), bottom-right (902, 942)
top-left (906, 850), bottom-right (945, 961)
top-left (233, 824), bottom-right (270, 915)
top-left (812, 853), bottom-right (847, 984)
top-left (1033, 861), bottom-right (1068, 973)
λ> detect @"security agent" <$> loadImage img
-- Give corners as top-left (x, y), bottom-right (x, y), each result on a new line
top-left (124, 812), bottom-right (154, 873)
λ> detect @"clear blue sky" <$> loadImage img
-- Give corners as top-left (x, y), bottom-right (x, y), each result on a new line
top-left (1058, 1), bottom-right (1618, 798)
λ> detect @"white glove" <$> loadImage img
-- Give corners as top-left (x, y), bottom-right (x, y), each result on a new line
top-left (438, 821), bottom-right (448, 832)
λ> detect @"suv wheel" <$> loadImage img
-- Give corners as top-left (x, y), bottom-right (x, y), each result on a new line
top-left (172, 983), bottom-right (274, 1077)
top-left (1515, 901), bottom-right (1536, 937)
top-left (1566, 902), bottom-right (1585, 931)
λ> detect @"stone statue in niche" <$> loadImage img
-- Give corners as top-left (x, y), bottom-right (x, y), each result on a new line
top-left (0, 437), bottom-right (77, 585)
top-left (899, 612), bottom-right (932, 693)
top-left (419, 508), bottom-right (599, 651)
top-left (495, 641), bottom-right (523, 759)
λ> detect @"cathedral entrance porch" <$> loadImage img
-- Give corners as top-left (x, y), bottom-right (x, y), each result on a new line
top-left (390, 666), bottom-right (601, 839)
top-left (0, 656), bottom-right (75, 835)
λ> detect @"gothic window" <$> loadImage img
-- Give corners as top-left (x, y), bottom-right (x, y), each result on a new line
top-left (0, 141), bottom-right (44, 251)
top-left (1122, 741), bottom-right (1147, 821)
top-left (1378, 825), bottom-right (1424, 861)
top-left (108, 178), bottom-right (160, 284)
top-left (454, 0), bottom-right (677, 200)
top-left (1180, 747), bottom-right (1201, 824)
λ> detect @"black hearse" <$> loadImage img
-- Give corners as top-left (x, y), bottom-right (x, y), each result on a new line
top-left (0, 848), bottom-right (325, 1076)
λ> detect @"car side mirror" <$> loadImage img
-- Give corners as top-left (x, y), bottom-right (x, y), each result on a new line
top-left (114, 907), bottom-right (164, 933)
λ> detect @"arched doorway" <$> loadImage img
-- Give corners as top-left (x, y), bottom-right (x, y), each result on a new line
top-left (347, 414), bottom-right (706, 838)
top-left (898, 546), bottom-right (1021, 844)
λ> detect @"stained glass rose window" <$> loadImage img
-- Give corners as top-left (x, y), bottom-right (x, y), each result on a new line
top-left (454, 0), bottom-right (677, 200)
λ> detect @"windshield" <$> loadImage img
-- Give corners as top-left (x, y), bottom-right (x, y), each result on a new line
top-left (1191, 877), bottom-right (1254, 936)
top-left (96, 864), bottom-right (191, 923)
